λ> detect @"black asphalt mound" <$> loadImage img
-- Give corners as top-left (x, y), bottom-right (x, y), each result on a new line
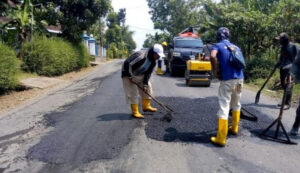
top-left (144, 96), bottom-right (275, 144)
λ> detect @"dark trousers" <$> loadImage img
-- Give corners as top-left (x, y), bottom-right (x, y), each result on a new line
top-left (292, 100), bottom-right (300, 131)
top-left (164, 59), bottom-right (169, 73)
top-left (157, 60), bottom-right (162, 68)
top-left (280, 69), bottom-right (293, 105)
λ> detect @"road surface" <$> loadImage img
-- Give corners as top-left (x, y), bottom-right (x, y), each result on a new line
top-left (0, 59), bottom-right (299, 173)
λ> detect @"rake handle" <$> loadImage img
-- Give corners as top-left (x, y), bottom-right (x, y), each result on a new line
top-left (130, 78), bottom-right (174, 112)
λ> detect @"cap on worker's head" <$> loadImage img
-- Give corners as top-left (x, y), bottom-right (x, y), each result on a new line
top-left (275, 32), bottom-right (289, 40)
top-left (162, 41), bottom-right (168, 46)
top-left (153, 44), bottom-right (166, 58)
top-left (217, 27), bottom-right (230, 42)
top-left (276, 32), bottom-right (289, 45)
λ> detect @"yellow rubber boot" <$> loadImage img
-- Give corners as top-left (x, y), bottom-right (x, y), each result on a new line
top-left (229, 110), bottom-right (240, 135)
top-left (210, 118), bottom-right (228, 147)
top-left (142, 99), bottom-right (157, 112)
top-left (131, 104), bottom-right (144, 119)
top-left (157, 68), bottom-right (163, 75)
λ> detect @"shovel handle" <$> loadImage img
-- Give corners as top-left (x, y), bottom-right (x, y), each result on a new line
top-left (260, 65), bottom-right (277, 92)
top-left (130, 78), bottom-right (174, 112)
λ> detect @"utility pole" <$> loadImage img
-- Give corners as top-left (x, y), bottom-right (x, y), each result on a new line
top-left (31, 4), bottom-right (33, 51)
top-left (30, 3), bottom-right (42, 51)
top-left (99, 17), bottom-right (104, 57)
top-left (99, 17), bottom-right (103, 48)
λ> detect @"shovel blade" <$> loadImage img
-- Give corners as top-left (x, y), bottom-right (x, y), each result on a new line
top-left (161, 112), bottom-right (173, 122)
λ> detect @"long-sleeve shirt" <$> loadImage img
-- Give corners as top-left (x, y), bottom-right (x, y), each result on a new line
top-left (122, 49), bottom-right (156, 85)
top-left (277, 43), bottom-right (298, 70)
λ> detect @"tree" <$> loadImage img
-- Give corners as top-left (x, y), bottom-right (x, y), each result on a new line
top-left (121, 25), bottom-right (136, 54)
top-left (105, 10), bottom-right (136, 58)
top-left (1, 0), bottom-right (33, 58)
top-left (33, 0), bottom-right (111, 42)
top-left (143, 32), bottom-right (170, 48)
top-left (147, 0), bottom-right (204, 37)
top-left (117, 8), bottom-right (126, 26)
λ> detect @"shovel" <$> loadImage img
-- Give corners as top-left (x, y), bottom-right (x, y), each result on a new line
top-left (130, 78), bottom-right (174, 122)
top-left (255, 65), bottom-right (277, 104)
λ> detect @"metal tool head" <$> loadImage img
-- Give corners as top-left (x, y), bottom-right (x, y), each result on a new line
top-left (161, 112), bottom-right (173, 122)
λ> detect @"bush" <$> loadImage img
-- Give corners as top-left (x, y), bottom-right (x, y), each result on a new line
top-left (0, 42), bottom-right (18, 94)
top-left (22, 35), bottom-right (90, 76)
top-left (244, 48), bottom-right (278, 82)
top-left (74, 43), bottom-right (90, 68)
top-left (107, 43), bottom-right (118, 59)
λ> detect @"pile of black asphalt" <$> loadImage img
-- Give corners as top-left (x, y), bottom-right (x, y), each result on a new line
top-left (144, 96), bottom-right (276, 144)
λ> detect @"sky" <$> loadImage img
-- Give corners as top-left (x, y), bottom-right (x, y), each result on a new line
top-left (111, 0), bottom-right (220, 50)
top-left (111, 0), bottom-right (160, 50)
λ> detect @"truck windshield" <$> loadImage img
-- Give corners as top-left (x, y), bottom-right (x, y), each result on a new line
top-left (174, 40), bottom-right (203, 48)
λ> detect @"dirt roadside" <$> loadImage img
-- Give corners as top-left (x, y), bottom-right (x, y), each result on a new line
top-left (0, 61), bottom-right (108, 117)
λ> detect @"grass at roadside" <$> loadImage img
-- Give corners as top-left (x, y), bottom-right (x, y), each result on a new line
top-left (16, 71), bottom-right (38, 81)
top-left (246, 76), bottom-right (300, 106)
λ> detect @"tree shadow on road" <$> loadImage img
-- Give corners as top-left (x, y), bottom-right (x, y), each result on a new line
top-left (163, 127), bottom-right (214, 144)
top-left (243, 103), bottom-right (278, 109)
top-left (97, 113), bottom-right (134, 121)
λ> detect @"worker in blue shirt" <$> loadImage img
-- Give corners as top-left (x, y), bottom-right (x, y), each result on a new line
top-left (210, 27), bottom-right (244, 147)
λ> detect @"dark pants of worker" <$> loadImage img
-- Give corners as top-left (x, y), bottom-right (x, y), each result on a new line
top-left (164, 59), bottom-right (169, 73)
top-left (280, 69), bottom-right (293, 105)
top-left (157, 60), bottom-right (162, 68)
top-left (292, 101), bottom-right (300, 132)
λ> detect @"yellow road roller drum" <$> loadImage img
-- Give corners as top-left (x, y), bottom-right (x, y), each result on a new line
top-left (187, 60), bottom-right (211, 71)
top-left (185, 60), bottom-right (212, 87)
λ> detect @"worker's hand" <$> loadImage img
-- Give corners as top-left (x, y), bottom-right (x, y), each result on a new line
top-left (204, 56), bottom-right (210, 61)
top-left (282, 64), bottom-right (292, 70)
top-left (143, 85), bottom-right (149, 94)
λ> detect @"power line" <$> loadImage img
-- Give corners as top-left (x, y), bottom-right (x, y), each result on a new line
top-left (128, 25), bottom-right (157, 32)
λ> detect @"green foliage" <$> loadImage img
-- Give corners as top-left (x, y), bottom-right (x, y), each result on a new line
top-left (22, 35), bottom-right (89, 76)
top-left (0, 42), bottom-right (18, 94)
top-left (32, 0), bottom-right (111, 43)
top-left (74, 43), bottom-right (90, 69)
top-left (1, 0), bottom-right (33, 57)
top-left (147, 0), bottom-right (203, 37)
top-left (105, 10), bottom-right (136, 58)
top-left (106, 43), bottom-right (119, 59)
top-left (147, 0), bottom-right (300, 82)
top-left (244, 48), bottom-right (278, 82)
top-left (143, 32), bottom-right (171, 48)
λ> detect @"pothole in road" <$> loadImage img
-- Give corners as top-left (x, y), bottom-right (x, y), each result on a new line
top-left (144, 96), bottom-right (275, 144)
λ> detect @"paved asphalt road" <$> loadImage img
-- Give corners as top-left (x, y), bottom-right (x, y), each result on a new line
top-left (0, 59), bottom-right (300, 173)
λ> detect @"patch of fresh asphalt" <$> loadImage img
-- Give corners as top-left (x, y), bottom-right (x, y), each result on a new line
top-left (27, 71), bottom-right (141, 164)
top-left (144, 96), bottom-right (275, 144)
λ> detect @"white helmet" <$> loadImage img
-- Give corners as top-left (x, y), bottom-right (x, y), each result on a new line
top-left (153, 44), bottom-right (166, 58)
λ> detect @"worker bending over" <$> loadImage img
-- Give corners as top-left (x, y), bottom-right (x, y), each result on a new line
top-left (122, 44), bottom-right (165, 119)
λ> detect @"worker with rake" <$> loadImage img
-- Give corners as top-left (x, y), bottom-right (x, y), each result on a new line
top-left (122, 44), bottom-right (166, 119)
